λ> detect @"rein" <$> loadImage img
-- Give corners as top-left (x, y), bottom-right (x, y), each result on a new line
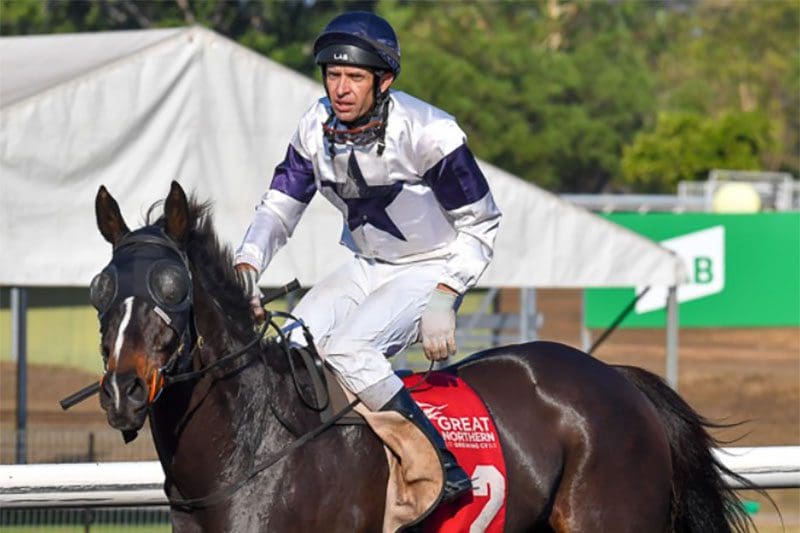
top-left (163, 319), bottom-right (269, 387)
top-left (165, 307), bottom-right (347, 509)
top-left (60, 264), bottom-right (439, 510)
top-left (166, 396), bottom-right (363, 509)
top-left (167, 354), bottom-right (437, 510)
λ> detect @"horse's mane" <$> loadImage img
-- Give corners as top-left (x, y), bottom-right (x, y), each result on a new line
top-left (147, 198), bottom-right (255, 345)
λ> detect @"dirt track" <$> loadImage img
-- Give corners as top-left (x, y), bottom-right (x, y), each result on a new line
top-left (1, 289), bottom-right (798, 528)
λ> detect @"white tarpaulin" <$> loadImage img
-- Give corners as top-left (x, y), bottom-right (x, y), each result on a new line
top-left (0, 26), bottom-right (686, 289)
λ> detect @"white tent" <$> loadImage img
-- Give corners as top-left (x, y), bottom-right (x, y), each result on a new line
top-left (0, 26), bottom-right (686, 385)
top-left (0, 26), bottom-right (685, 289)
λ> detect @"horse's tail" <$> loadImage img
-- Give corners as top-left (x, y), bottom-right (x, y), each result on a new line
top-left (614, 365), bottom-right (756, 533)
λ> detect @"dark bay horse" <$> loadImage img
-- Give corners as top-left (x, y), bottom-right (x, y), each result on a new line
top-left (90, 181), bottom-right (753, 532)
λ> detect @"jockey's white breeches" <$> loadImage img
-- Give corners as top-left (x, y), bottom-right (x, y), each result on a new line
top-left (288, 255), bottom-right (447, 407)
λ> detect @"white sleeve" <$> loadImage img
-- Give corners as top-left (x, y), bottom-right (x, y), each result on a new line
top-left (234, 133), bottom-right (317, 273)
top-left (417, 121), bottom-right (502, 294)
top-left (234, 189), bottom-right (310, 273)
top-left (440, 193), bottom-right (501, 294)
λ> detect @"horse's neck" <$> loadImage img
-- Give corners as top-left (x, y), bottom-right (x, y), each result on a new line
top-left (149, 290), bottom-right (285, 495)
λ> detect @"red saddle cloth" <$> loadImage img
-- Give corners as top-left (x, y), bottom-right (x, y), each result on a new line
top-left (402, 372), bottom-right (507, 533)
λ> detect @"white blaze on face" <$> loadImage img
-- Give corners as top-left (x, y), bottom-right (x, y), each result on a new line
top-left (111, 297), bottom-right (134, 410)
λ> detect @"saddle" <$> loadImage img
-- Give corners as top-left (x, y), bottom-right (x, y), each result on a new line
top-left (295, 346), bottom-right (508, 533)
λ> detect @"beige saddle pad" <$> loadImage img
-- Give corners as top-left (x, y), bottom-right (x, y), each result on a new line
top-left (337, 381), bottom-right (444, 532)
top-left (301, 352), bottom-right (444, 531)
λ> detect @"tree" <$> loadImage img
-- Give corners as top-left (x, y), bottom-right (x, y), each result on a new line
top-left (621, 110), bottom-right (772, 192)
top-left (1, 0), bottom-right (796, 192)
top-left (652, 0), bottom-right (799, 176)
top-left (384, 1), bottom-right (657, 192)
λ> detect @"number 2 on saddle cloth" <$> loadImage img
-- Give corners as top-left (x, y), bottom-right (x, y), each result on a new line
top-left (402, 372), bottom-right (508, 533)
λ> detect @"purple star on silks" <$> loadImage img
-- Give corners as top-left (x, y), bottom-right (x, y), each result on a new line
top-left (321, 151), bottom-right (407, 241)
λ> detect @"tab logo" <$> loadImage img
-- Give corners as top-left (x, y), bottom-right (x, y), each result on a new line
top-left (636, 225), bottom-right (725, 314)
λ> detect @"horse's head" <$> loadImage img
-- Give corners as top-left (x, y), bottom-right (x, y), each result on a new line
top-left (91, 182), bottom-right (194, 434)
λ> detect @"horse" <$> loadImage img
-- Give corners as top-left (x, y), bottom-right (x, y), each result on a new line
top-left (88, 181), bottom-right (753, 532)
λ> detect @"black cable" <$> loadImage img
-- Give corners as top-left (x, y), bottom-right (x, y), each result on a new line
top-left (588, 287), bottom-right (651, 355)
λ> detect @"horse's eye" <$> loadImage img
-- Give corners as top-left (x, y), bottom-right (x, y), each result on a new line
top-left (149, 262), bottom-right (189, 309)
top-left (89, 268), bottom-right (116, 312)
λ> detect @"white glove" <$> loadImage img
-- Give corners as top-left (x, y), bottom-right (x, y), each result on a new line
top-left (235, 264), bottom-right (266, 323)
top-left (420, 288), bottom-right (457, 361)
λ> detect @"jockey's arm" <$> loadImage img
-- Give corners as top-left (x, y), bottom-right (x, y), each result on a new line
top-left (234, 136), bottom-right (316, 321)
top-left (419, 134), bottom-right (502, 360)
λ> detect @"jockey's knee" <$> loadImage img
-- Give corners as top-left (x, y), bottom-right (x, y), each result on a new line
top-left (357, 374), bottom-right (404, 410)
top-left (323, 339), bottom-right (399, 406)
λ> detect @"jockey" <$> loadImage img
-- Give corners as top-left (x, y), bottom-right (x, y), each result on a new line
top-left (235, 11), bottom-right (501, 502)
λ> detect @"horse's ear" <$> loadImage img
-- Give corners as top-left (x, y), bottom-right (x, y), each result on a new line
top-left (164, 181), bottom-right (190, 243)
top-left (95, 185), bottom-right (130, 245)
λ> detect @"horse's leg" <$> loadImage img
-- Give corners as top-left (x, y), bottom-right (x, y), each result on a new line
top-left (540, 353), bottom-right (673, 532)
top-left (546, 431), bottom-right (672, 533)
top-left (458, 354), bottom-right (567, 531)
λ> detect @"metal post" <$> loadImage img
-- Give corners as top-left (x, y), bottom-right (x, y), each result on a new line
top-left (580, 289), bottom-right (592, 352)
top-left (519, 288), bottom-right (528, 342)
top-left (491, 288), bottom-right (501, 347)
top-left (88, 432), bottom-right (96, 462)
top-left (11, 287), bottom-right (28, 464)
top-left (530, 288), bottom-right (538, 342)
top-left (666, 285), bottom-right (679, 390)
top-left (519, 288), bottom-right (538, 343)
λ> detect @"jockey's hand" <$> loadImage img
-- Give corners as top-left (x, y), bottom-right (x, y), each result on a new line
top-left (234, 263), bottom-right (266, 324)
top-left (420, 286), bottom-right (458, 361)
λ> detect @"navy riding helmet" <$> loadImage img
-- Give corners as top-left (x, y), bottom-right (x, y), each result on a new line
top-left (313, 11), bottom-right (401, 77)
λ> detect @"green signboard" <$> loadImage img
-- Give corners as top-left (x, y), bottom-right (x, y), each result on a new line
top-left (585, 212), bottom-right (800, 328)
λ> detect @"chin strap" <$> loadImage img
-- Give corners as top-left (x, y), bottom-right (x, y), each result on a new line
top-left (323, 93), bottom-right (390, 158)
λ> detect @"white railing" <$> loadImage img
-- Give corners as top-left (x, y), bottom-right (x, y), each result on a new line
top-left (0, 461), bottom-right (165, 508)
top-left (1, 446), bottom-right (798, 508)
top-left (712, 446), bottom-right (800, 489)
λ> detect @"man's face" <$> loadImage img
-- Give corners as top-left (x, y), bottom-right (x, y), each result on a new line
top-left (325, 64), bottom-right (393, 123)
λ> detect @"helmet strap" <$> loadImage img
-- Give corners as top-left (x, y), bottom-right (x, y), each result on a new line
top-left (322, 94), bottom-right (390, 159)
top-left (373, 69), bottom-right (388, 106)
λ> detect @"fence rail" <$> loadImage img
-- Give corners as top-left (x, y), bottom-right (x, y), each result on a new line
top-left (1, 446), bottom-right (798, 509)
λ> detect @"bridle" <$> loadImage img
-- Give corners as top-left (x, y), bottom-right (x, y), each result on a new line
top-left (64, 229), bottom-right (306, 418)
top-left (62, 228), bottom-right (435, 509)
top-left (61, 229), bottom-right (360, 508)
top-left (89, 228), bottom-right (201, 409)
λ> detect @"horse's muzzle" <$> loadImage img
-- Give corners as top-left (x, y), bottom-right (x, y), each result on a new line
top-left (99, 371), bottom-right (149, 431)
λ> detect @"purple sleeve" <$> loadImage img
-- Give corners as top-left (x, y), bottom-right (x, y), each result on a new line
top-left (270, 145), bottom-right (316, 204)
top-left (422, 144), bottom-right (490, 211)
